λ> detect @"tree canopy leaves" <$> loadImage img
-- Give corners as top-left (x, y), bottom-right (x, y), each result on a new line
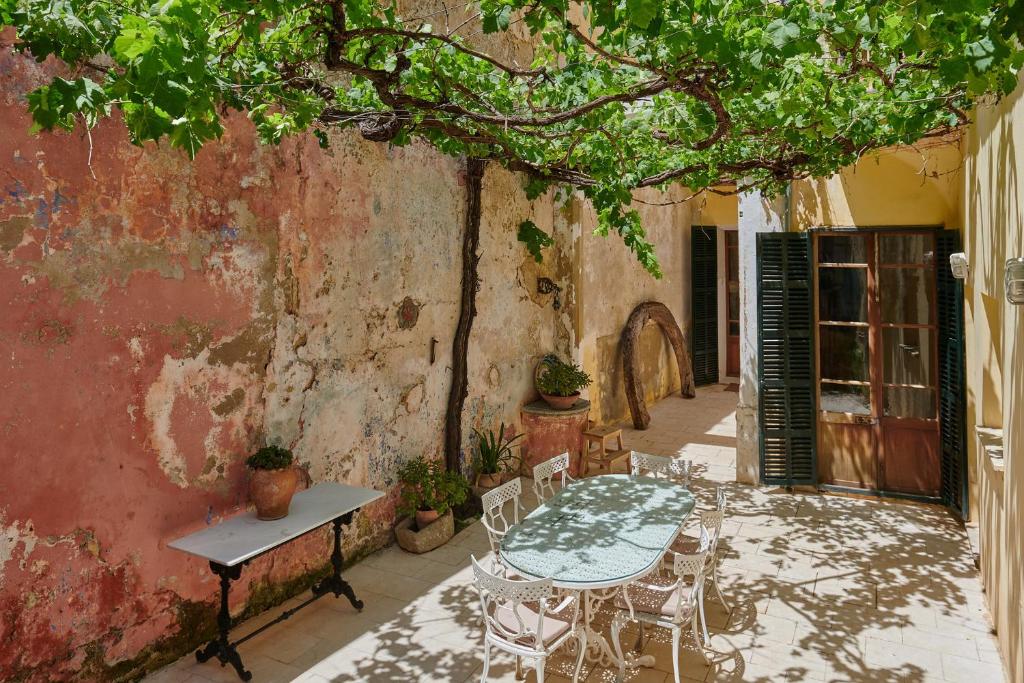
top-left (3, 1), bottom-right (1023, 275)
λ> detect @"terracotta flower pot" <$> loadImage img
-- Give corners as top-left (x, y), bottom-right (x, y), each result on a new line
top-left (540, 392), bottom-right (580, 410)
top-left (477, 472), bottom-right (503, 489)
top-left (415, 509), bottom-right (441, 529)
top-left (249, 467), bottom-right (299, 520)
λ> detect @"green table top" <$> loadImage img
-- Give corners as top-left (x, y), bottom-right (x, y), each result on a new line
top-left (499, 474), bottom-right (695, 589)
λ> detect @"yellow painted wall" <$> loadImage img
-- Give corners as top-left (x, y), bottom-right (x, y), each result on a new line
top-left (792, 141), bottom-right (962, 229)
top-left (960, 75), bottom-right (1024, 683)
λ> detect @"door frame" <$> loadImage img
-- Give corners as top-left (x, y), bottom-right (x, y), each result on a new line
top-left (810, 225), bottom-right (944, 504)
top-left (717, 225), bottom-right (739, 383)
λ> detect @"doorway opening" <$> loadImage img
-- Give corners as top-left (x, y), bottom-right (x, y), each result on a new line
top-left (814, 230), bottom-right (941, 498)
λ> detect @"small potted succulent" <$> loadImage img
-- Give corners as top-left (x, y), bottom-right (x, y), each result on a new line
top-left (246, 445), bottom-right (299, 520)
top-left (472, 423), bottom-right (523, 488)
top-left (395, 457), bottom-right (470, 553)
top-left (535, 355), bottom-right (592, 410)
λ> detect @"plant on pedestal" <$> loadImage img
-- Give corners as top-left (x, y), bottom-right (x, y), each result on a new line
top-left (535, 355), bottom-right (592, 410)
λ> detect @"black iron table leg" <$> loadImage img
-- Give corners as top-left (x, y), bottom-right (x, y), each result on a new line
top-left (195, 562), bottom-right (252, 681)
top-left (312, 511), bottom-right (364, 611)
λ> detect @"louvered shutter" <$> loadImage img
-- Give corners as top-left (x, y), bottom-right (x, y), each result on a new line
top-left (691, 227), bottom-right (719, 386)
top-left (936, 231), bottom-right (968, 519)
top-left (757, 232), bottom-right (816, 486)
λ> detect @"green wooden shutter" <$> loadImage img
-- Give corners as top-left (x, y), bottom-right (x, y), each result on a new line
top-left (691, 227), bottom-right (718, 386)
top-left (757, 232), bottom-right (816, 486)
top-left (936, 231), bottom-right (968, 519)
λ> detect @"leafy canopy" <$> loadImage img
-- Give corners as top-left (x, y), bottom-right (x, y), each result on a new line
top-left (4, 0), bottom-right (1023, 275)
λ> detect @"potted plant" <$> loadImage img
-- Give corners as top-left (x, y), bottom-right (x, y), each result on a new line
top-left (535, 355), bottom-right (592, 410)
top-left (395, 457), bottom-right (470, 553)
top-left (246, 445), bottom-right (299, 520)
top-left (472, 423), bottom-right (523, 488)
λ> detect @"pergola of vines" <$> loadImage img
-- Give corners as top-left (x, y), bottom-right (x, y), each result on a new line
top-left (6, 0), bottom-right (1023, 276)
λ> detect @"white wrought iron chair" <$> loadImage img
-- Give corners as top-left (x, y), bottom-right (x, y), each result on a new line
top-left (610, 549), bottom-right (710, 683)
top-left (533, 452), bottom-right (575, 504)
top-left (630, 451), bottom-right (673, 479)
top-left (666, 507), bottom-right (729, 645)
top-left (480, 477), bottom-right (523, 572)
top-left (670, 458), bottom-right (693, 488)
top-left (471, 556), bottom-right (588, 683)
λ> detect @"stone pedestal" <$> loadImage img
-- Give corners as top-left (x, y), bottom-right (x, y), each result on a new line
top-left (520, 400), bottom-right (590, 478)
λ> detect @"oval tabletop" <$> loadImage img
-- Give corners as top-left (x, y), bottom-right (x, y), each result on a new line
top-left (499, 474), bottom-right (695, 589)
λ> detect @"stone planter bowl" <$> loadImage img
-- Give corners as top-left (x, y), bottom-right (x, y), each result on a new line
top-left (396, 510), bottom-right (454, 554)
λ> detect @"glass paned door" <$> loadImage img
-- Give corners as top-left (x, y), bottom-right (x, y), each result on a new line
top-left (814, 231), bottom-right (941, 497)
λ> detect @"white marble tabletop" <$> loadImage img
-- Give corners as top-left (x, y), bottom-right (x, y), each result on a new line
top-left (168, 482), bottom-right (383, 567)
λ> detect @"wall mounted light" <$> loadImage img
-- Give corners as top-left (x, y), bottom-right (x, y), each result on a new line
top-left (1006, 258), bottom-right (1024, 305)
top-left (949, 252), bottom-right (969, 280)
top-left (537, 277), bottom-right (562, 310)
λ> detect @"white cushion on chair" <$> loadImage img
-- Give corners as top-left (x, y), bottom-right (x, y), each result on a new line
top-left (494, 602), bottom-right (572, 645)
top-left (614, 575), bottom-right (694, 618)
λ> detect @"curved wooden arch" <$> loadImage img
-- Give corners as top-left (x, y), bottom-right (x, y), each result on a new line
top-left (621, 301), bottom-right (696, 430)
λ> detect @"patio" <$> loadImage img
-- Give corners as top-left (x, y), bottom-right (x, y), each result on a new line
top-left (146, 387), bottom-right (1001, 683)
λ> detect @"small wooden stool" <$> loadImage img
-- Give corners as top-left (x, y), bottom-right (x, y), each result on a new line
top-left (582, 424), bottom-right (629, 476)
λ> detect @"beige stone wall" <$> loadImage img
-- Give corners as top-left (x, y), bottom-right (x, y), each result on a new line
top-left (574, 187), bottom-right (693, 426)
top-left (960, 77), bottom-right (1024, 683)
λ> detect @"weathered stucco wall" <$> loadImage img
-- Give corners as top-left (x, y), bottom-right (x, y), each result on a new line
top-left (960, 76), bottom-right (1024, 683)
top-left (0, 41), bottom-right (575, 679)
top-left (575, 187), bottom-right (692, 426)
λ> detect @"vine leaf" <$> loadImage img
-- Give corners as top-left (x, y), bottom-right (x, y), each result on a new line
top-left (517, 220), bottom-right (555, 264)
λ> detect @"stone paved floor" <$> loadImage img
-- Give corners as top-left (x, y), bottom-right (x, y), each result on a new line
top-left (149, 386), bottom-right (1005, 683)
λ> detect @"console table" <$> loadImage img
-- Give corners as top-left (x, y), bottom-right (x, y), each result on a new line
top-left (168, 482), bottom-right (383, 681)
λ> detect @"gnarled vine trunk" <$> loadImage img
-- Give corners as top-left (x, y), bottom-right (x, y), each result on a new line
top-left (444, 158), bottom-right (485, 472)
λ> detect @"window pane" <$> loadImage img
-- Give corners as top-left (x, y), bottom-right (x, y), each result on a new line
top-left (818, 235), bottom-right (868, 263)
top-left (728, 290), bottom-right (739, 320)
top-left (879, 234), bottom-right (934, 265)
top-left (821, 382), bottom-right (871, 414)
top-left (879, 268), bottom-right (933, 324)
top-left (884, 387), bottom-right (935, 418)
top-left (882, 328), bottom-right (933, 386)
top-left (819, 326), bottom-right (870, 381)
top-left (819, 268), bottom-right (868, 322)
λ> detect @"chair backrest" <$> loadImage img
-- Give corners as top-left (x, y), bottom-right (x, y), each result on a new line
top-left (670, 549), bottom-right (709, 621)
top-left (670, 458), bottom-right (692, 488)
top-left (471, 555), bottom-right (554, 651)
top-left (481, 477), bottom-right (522, 552)
top-left (533, 452), bottom-right (571, 503)
top-left (699, 509), bottom-right (725, 557)
top-left (630, 451), bottom-right (673, 478)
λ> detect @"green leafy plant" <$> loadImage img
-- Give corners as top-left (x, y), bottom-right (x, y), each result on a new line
top-left (6, 1), bottom-right (1023, 277)
top-left (472, 423), bottom-right (523, 475)
top-left (536, 356), bottom-right (592, 397)
top-left (246, 445), bottom-right (294, 471)
top-left (397, 457), bottom-right (469, 517)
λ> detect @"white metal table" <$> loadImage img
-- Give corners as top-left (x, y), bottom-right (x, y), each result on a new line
top-left (168, 482), bottom-right (383, 680)
top-left (499, 474), bottom-right (694, 668)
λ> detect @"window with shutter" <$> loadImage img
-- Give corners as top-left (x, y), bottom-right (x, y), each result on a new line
top-left (691, 227), bottom-right (719, 386)
top-left (936, 231), bottom-right (968, 519)
top-left (758, 232), bottom-right (817, 486)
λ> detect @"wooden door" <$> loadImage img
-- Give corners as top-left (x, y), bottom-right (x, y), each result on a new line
top-left (814, 231), bottom-right (941, 497)
top-left (725, 230), bottom-right (740, 376)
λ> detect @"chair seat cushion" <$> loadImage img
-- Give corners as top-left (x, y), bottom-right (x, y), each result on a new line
top-left (670, 535), bottom-right (701, 554)
top-left (494, 602), bottom-right (572, 645)
top-left (614, 576), bottom-right (693, 619)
